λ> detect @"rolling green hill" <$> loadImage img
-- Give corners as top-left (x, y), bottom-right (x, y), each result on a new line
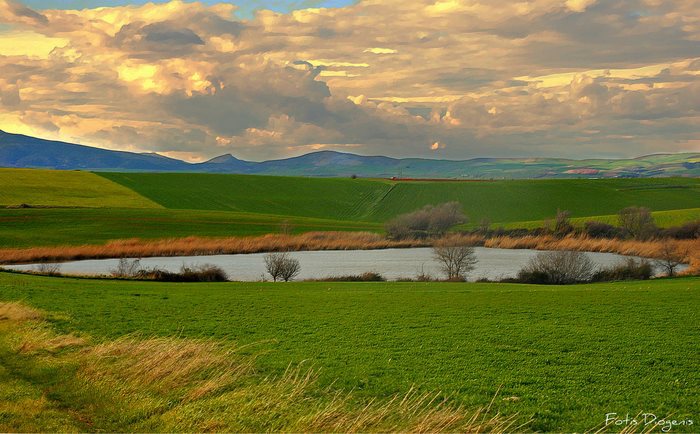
top-left (100, 172), bottom-right (700, 224)
top-left (0, 169), bottom-right (160, 209)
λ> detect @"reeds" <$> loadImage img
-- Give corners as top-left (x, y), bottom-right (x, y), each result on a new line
top-left (0, 232), bottom-right (434, 264)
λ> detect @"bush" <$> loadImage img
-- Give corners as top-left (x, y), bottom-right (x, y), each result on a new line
top-left (111, 258), bottom-right (142, 278)
top-left (618, 207), bottom-right (658, 240)
top-left (591, 258), bottom-right (653, 282)
top-left (32, 263), bottom-right (62, 276)
top-left (584, 221), bottom-right (626, 239)
top-left (385, 202), bottom-right (466, 240)
top-left (136, 264), bottom-right (229, 282)
top-left (318, 272), bottom-right (386, 282)
top-left (519, 250), bottom-right (595, 284)
top-left (660, 221), bottom-right (700, 240)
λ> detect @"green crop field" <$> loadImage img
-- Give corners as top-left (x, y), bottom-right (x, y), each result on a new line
top-left (0, 272), bottom-right (697, 432)
top-left (0, 169), bottom-right (699, 248)
top-left (0, 208), bottom-right (381, 248)
top-left (101, 173), bottom-right (700, 224)
top-left (0, 169), bottom-right (160, 209)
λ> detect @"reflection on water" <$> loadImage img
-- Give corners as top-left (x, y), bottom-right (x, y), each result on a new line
top-left (6, 247), bottom-right (670, 282)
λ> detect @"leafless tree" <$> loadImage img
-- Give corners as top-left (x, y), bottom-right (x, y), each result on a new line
top-left (653, 242), bottom-right (687, 277)
top-left (33, 263), bottom-right (61, 276)
top-left (522, 250), bottom-right (595, 284)
top-left (264, 252), bottom-right (301, 282)
top-left (618, 206), bottom-right (657, 240)
top-left (111, 258), bottom-right (142, 278)
top-left (553, 209), bottom-right (573, 236)
top-left (432, 237), bottom-right (477, 281)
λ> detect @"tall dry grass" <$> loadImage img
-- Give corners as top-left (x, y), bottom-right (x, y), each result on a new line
top-left (0, 232), bottom-right (435, 264)
top-left (1, 300), bottom-right (523, 432)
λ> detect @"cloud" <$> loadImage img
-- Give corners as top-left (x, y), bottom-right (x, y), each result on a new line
top-left (0, 0), bottom-right (699, 160)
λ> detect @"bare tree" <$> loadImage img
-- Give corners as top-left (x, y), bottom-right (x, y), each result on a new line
top-left (432, 236), bottom-right (477, 281)
top-left (33, 263), bottom-right (62, 276)
top-left (264, 252), bottom-right (301, 282)
top-left (618, 207), bottom-right (657, 240)
top-left (111, 258), bottom-right (142, 278)
top-left (653, 242), bottom-right (687, 277)
top-left (553, 209), bottom-right (573, 236)
top-left (521, 251), bottom-right (595, 284)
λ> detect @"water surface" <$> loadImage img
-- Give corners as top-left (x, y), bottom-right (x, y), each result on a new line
top-left (6, 247), bottom-right (665, 281)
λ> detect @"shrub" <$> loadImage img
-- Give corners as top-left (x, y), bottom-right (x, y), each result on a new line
top-left (584, 221), bottom-right (626, 239)
top-left (618, 207), bottom-right (658, 240)
top-left (136, 264), bottom-right (229, 282)
top-left (385, 202), bottom-right (466, 240)
top-left (591, 258), bottom-right (653, 282)
top-left (264, 252), bottom-right (301, 282)
top-left (519, 250), bottom-right (595, 284)
top-left (653, 242), bottom-right (687, 277)
top-left (553, 209), bottom-right (573, 237)
top-left (32, 263), bottom-right (62, 276)
top-left (318, 272), bottom-right (386, 282)
top-left (111, 258), bottom-right (142, 278)
top-left (660, 221), bottom-right (700, 240)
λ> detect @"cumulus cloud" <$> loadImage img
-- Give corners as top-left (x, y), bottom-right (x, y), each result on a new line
top-left (0, 0), bottom-right (699, 159)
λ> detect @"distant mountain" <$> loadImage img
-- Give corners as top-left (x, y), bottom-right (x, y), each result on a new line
top-left (0, 130), bottom-right (190, 171)
top-left (1, 130), bottom-right (699, 178)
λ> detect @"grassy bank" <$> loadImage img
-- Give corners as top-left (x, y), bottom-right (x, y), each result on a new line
top-left (1, 273), bottom-right (697, 431)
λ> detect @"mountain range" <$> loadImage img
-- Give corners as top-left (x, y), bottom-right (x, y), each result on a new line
top-left (1, 130), bottom-right (699, 179)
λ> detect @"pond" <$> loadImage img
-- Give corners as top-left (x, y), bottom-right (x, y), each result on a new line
top-left (5, 247), bottom-right (669, 281)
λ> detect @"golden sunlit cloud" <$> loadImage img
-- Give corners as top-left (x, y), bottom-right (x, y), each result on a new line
top-left (0, 0), bottom-right (698, 160)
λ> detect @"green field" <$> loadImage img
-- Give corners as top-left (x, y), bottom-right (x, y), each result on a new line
top-left (0, 272), bottom-right (698, 432)
top-left (0, 169), bottom-right (160, 209)
top-left (0, 169), bottom-right (699, 248)
top-left (101, 173), bottom-right (700, 223)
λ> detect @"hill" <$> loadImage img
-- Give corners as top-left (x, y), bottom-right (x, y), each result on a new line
top-left (100, 172), bottom-right (700, 223)
top-left (2, 130), bottom-right (699, 178)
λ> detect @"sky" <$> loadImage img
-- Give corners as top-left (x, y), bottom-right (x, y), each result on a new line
top-left (1, 0), bottom-right (699, 161)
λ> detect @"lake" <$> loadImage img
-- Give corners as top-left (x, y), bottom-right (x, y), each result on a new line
top-left (5, 247), bottom-right (667, 281)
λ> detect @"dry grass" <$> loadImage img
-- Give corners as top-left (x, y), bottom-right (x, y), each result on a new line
top-left (0, 301), bottom-right (43, 322)
top-left (0, 300), bottom-right (524, 433)
top-left (0, 232), bottom-right (433, 265)
top-left (484, 235), bottom-right (699, 275)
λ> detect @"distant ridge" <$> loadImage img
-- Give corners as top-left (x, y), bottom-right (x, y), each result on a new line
top-left (1, 130), bottom-right (699, 179)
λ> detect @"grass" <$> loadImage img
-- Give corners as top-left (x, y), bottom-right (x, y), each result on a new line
top-left (98, 172), bottom-right (395, 221)
top-left (0, 272), bottom-right (697, 432)
top-left (499, 208), bottom-right (700, 230)
top-left (0, 208), bottom-right (381, 248)
top-left (101, 173), bottom-right (700, 223)
top-left (0, 301), bottom-right (519, 432)
top-left (0, 170), bottom-right (699, 248)
top-left (0, 169), bottom-right (160, 209)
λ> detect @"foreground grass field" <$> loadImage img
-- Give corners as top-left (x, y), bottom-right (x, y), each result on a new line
top-left (1, 272), bottom-right (697, 432)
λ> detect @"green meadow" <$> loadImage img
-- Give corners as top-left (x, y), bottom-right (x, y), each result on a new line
top-left (0, 169), bottom-right (699, 247)
top-left (0, 272), bottom-right (698, 432)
